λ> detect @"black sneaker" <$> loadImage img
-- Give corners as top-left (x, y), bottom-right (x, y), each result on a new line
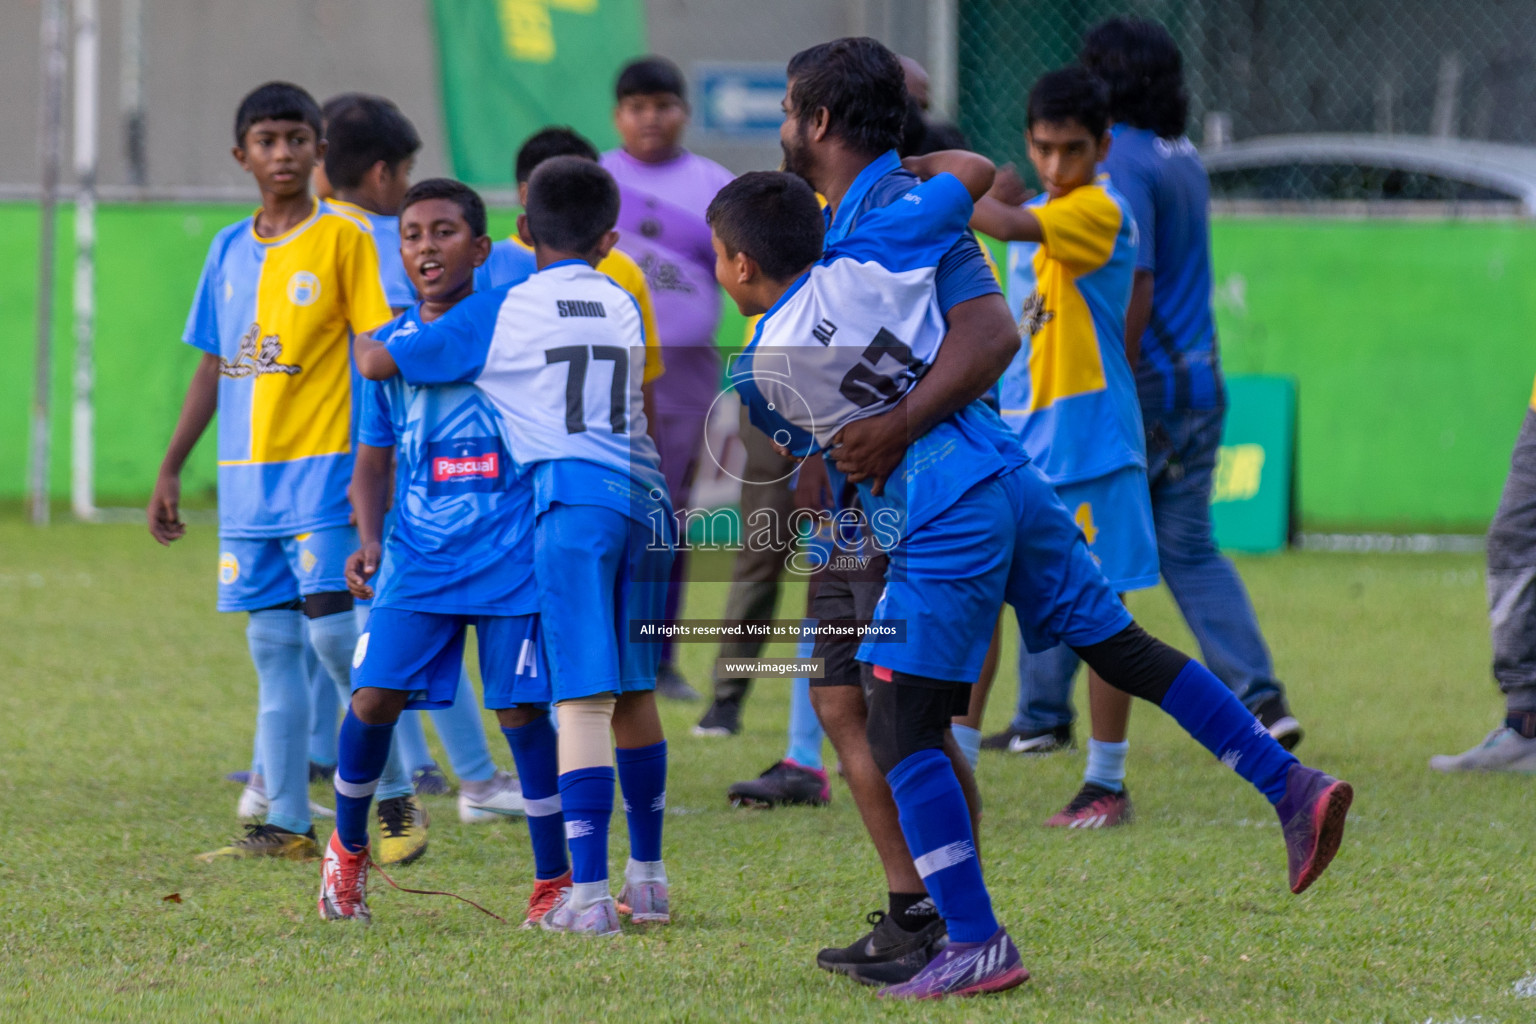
top-left (1254, 695), bottom-right (1304, 751)
top-left (979, 724), bottom-right (1074, 754)
top-left (727, 760), bottom-right (830, 808)
top-left (656, 662), bottom-right (701, 701)
top-left (692, 696), bottom-right (743, 737)
top-left (195, 822), bottom-right (319, 862)
top-left (309, 760), bottom-right (336, 783)
top-left (816, 910), bottom-right (948, 985)
top-left (411, 763), bottom-right (452, 796)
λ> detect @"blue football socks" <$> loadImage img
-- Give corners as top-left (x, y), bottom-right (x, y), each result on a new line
top-left (1084, 738), bottom-right (1129, 793)
top-left (246, 609), bottom-right (310, 835)
top-left (503, 719), bottom-right (568, 880)
top-left (616, 741), bottom-right (667, 864)
top-left (951, 724), bottom-right (982, 771)
top-left (1161, 659), bottom-right (1297, 804)
top-left (558, 766), bottom-right (615, 884)
top-left (334, 709), bottom-right (396, 852)
top-left (784, 630), bottom-right (825, 770)
top-left (887, 748), bottom-right (999, 944)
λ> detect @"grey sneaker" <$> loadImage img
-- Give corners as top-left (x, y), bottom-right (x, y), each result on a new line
top-left (1429, 726), bottom-right (1536, 773)
top-left (656, 662), bottom-right (701, 701)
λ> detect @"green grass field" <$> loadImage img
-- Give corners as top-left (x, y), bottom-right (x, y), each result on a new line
top-left (2, 516), bottom-right (1531, 1022)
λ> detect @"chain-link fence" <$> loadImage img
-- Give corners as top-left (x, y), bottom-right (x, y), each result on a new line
top-left (958, 0), bottom-right (1536, 171)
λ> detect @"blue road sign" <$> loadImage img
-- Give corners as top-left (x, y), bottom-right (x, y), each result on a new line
top-left (695, 63), bottom-right (788, 136)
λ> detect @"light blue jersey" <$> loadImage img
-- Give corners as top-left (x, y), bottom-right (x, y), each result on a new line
top-left (473, 238), bottom-right (538, 292)
top-left (1000, 178), bottom-right (1144, 486)
top-left (733, 171), bottom-right (1025, 539)
top-left (385, 260), bottom-right (667, 524)
top-left (360, 306), bottom-right (537, 616)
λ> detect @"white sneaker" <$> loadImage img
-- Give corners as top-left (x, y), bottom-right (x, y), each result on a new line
top-left (458, 770), bottom-right (526, 823)
top-left (540, 889), bottom-right (621, 936)
top-left (618, 857), bottom-right (670, 923)
top-left (1430, 725), bottom-right (1536, 772)
top-left (237, 778), bottom-right (334, 820)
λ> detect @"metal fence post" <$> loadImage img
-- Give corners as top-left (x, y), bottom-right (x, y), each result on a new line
top-left (30, 0), bottom-right (67, 527)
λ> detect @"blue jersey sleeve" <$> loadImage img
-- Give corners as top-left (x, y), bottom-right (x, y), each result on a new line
top-left (934, 230), bottom-right (1002, 314)
top-left (474, 239), bottom-right (538, 291)
top-left (357, 378), bottom-right (398, 448)
top-left (388, 289), bottom-right (503, 386)
top-left (828, 173), bottom-right (975, 272)
top-left (379, 255), bottom-right (417, 309)
top-left (181, 240), bottom-right (222, 355)
top-left (1103, 147), bottom-right (1157, 272)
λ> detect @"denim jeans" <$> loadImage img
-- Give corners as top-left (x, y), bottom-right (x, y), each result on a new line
top-left (1009, 405), bottom-right (1283, 732)
top-left (1487, 409), bottom-right (1536, 712)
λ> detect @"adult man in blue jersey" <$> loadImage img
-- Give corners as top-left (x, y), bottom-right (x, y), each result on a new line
top-left (1080, 18), bottom-right (1304, 748)
top-left (762, 37), bottom-right (1019, 991)
top-left (738, 38), bottom-right (1353, 999)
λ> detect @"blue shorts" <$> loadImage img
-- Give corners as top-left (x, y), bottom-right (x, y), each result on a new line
top-left (535, 502), bottom-right (672, 701)
top-left (1053, 465), bottom-right (1159, 593)
top-left (217, 526), bottom-right (355, 612)
top-left (351, 605), bottom-right (546, 710)
top-left (858, 463), bottom-right (1132, 682)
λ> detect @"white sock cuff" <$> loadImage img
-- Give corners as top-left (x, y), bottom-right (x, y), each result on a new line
top-left (625, 857), bottom-right (667, 884)
top-left (524, 793), bottom-right (563, 817)
top-left (334, 775), bottom-right (380, 799)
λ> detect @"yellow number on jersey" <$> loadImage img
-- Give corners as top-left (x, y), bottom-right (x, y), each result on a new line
top-left (1074, 502), bottom-right (1099, 546)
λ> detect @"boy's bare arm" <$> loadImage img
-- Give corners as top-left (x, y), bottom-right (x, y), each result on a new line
top-left (970, 195), bottom-right (1045, 243)
top-left (147, 352), bottom-right (220, 545)
top-left (901, 151), bottom-right (997, 201)
top-left (1125, 269), bottom-right (1153, 369)
top-left (345, 443), bottom-right (393, 599)
top-left (353, 331), bottom-right (399, 380)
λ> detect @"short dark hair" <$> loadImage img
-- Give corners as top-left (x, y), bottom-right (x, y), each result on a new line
top-left (1026, 66), bottom-right (1110, 139)
top-left (234, 82), bottom-right (322, 146)
top-left (1080, 17), bottom-right (1189, 139)
top-left (524, 156), bottom-right (620, 254)
top-left (400, 177), bottom-right (487, 238)
top-left (515, 126), bottom-right (600, 184)
top-left (615, 56), bottom-right (687, 101)
top-left (786, 37), bottom-right (907, 157)
top-left (321, 94), bottom-right (421, 190)
top-left (899, 97), bottom-right (928, 158)
top-left (918, 120), bottom-right (970, 154)
top-left (706, 171), bottom-right (824, 283)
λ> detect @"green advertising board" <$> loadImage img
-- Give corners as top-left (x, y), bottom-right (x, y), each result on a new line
top-left (1211, 375), bottom-right (1296, 553)
top-left (429, 0), bottom-right (646, 184)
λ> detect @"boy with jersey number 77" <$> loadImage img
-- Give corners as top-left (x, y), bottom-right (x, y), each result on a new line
top-left (355, 158), bottom-right (676, 936)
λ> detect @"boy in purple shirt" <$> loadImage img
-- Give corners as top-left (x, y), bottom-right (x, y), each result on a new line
top-left (602, 56), bottom-right (736, 701)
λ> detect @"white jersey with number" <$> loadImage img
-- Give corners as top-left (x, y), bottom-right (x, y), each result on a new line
top-left (386, 259), bottom-right (663, 492)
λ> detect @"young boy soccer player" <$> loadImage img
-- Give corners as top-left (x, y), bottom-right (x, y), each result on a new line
top-left (319, 179), bottom-right (567, 924)
top-left (321, 93), bottom-right (527, 823)
top-left (149, 82), bottom-right (404, 861)
top-left (710, 155), bottom-right (1354, 997)
top-left (355, 157), bottom-right (675, 936)
top-left (965, 67), bottom-right (1160, 827)
top-left (475, 126), bottom-right (664, 400)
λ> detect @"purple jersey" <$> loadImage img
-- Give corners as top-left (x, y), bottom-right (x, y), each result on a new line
top-left (601, 148), bottom-right (735, 409)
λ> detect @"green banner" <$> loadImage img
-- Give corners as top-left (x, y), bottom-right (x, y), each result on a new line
top-left (430, 0), bottom-right (645, 185)
top-left (1211, 375), bottom-right (1297, 553)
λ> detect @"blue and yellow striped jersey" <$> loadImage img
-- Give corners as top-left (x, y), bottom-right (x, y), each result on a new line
top-left (999, 177), bottom-right (1145, 485)
top-left (182, 198), bottom-right (394, 538)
